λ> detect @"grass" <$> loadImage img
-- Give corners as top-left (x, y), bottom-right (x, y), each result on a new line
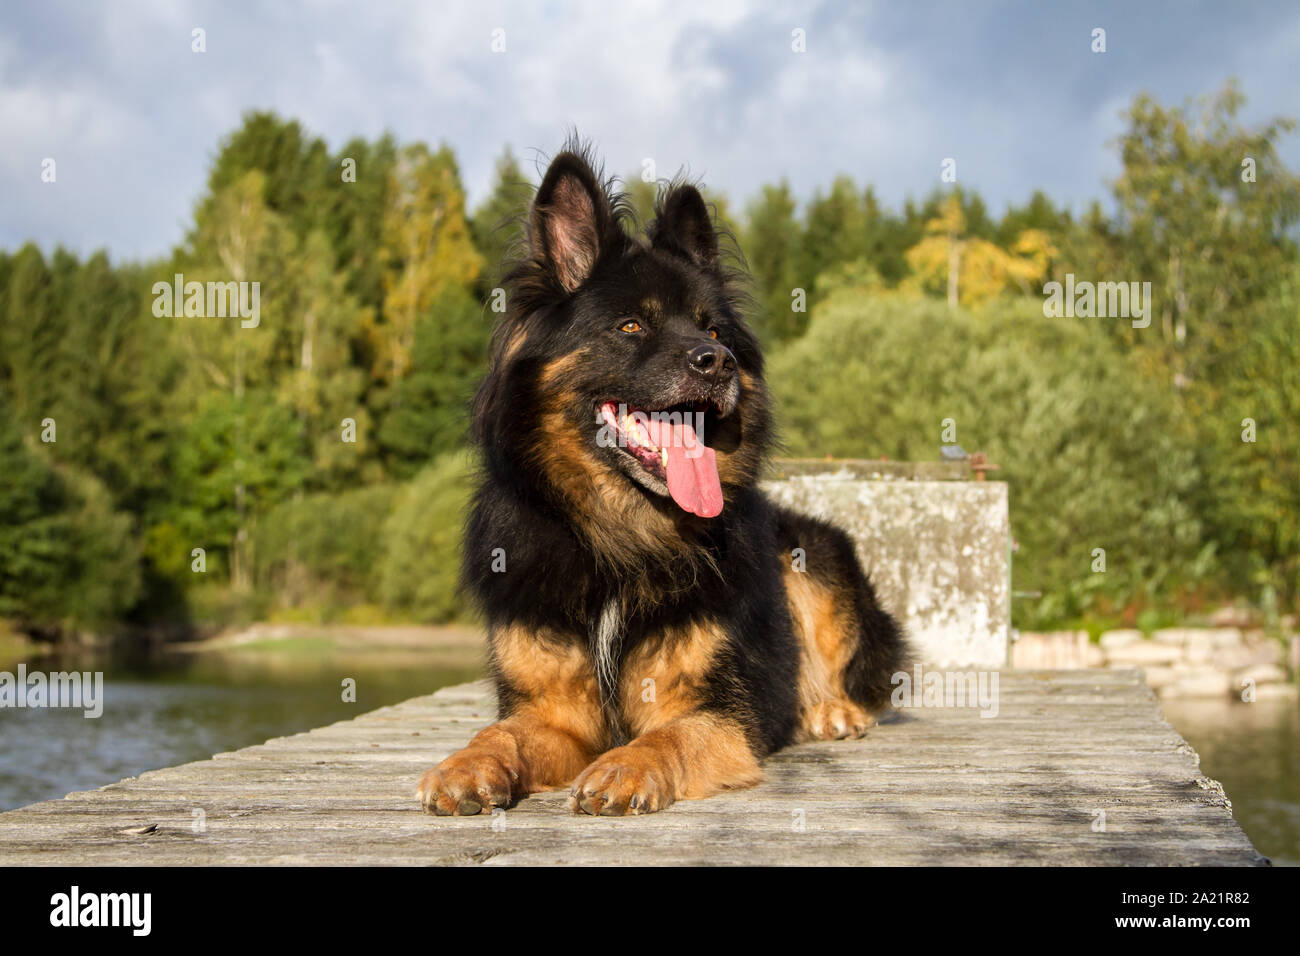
top-left (0, 625), bottom-right (42, 668)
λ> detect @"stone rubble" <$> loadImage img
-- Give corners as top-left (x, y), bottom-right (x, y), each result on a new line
top-left (1010, 627), bottom-right (1296, 699)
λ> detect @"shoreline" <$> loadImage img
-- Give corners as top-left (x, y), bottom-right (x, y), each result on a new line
top-left (167, 621), bottom-right (486, 654)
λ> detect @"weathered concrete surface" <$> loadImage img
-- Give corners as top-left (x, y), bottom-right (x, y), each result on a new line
top-left (763, 466), bottom-right (1009, 667)
top-left (0, 670), bottom-right (1264, 866)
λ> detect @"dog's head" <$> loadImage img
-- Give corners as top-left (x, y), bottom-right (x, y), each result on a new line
top-left (474, 145), bottom-right (771, 555)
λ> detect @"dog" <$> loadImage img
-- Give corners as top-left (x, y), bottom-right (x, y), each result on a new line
top-left (416, 142), bottom-right (908, 816)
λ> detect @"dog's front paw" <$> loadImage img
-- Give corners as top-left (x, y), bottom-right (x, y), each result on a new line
top-left (416, 747), bottom-right (518, 816)
top-left (805, 699), bottom-right (876, 740)
top-left (568, 748), bottom-right (673, 816)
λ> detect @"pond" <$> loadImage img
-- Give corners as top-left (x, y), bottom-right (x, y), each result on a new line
top-left (0, 638), bottom-right (485, 813)
top-left (1161, 694), bottom-right (1300, 867)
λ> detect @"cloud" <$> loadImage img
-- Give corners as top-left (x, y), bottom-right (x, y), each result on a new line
top-left (1, 0), bottom-right (1298, 261)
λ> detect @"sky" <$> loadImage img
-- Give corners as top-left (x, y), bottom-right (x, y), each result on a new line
top-left (2, 0), bottom-right (1299, 262)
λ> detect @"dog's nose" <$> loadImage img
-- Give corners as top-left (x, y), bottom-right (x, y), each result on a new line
top-left (687, 343), bottom-right (736, 384)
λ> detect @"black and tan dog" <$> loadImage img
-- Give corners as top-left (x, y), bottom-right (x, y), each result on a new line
top-left (416, 143), bottom-right (907, 816)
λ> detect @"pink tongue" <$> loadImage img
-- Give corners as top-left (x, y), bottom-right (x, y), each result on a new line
top-left (646, 416), bottom-right (723, 518)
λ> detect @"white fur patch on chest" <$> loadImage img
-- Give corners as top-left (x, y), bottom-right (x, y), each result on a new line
top-left (592, 597), bottom-right (622, 708)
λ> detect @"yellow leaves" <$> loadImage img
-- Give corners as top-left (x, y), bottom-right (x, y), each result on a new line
top-left (902, 196), bottom-right (1055, 307)
top-left (376, 145), bottom-right (484, 382)
top-left (923, 193), bottom-right (966, 237)
top-left (1011, 228), bottom-right (1058, 272)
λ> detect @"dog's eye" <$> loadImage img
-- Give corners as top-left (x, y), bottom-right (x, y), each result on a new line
top-left (706, 327), bottom-right (719, 339)
top-left (619, 320), bottom-right (643, 334)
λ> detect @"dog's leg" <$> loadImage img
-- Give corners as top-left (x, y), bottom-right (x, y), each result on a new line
top-left (417, 709), bottom-right (600, 815)
top-left (568, 712), bottom-right (761, 815)
top-left (780, 529), bottom-right (907, 742)
top-left (417, 625), bottom-right (604, 815)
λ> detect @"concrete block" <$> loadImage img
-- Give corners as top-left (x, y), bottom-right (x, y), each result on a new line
top-left (1207, 628), bottom-right (1244, 648)
top-left (1105, 641), bottom-right (1185, 666)
top-left (1235, 663), bottom-right (1288, 686)
top-left (1186, 630), bottom-right (1213, 663)
top-left (1100, 629), bottom-right (1143, 650)
top-left (1213, 642), bottom-right (1281, 671)
top-left (1161, 669), bottom-right (1233, 699)
top-left (1140, 666), bottom-right (1178, 690)
top-left (1011, 631), bottom-right (1090, 669)
top-left (762, 470), bottom-right (1008, 668)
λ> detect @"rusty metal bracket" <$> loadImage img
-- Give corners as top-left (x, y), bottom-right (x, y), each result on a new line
top-left (969, 451), bottom-right (1000, 481)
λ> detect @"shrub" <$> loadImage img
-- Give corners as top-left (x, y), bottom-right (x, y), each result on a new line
top-left (768, 292), bottom-right (1203, 626)
top-left (1192, 281), bottom-right (1300, 612)
top-left (377, 450), bottom-right (476, 623)
top-left (252, 483), bottom-right (398, 612)
top-left (0, 409), bottom-right (140, 635)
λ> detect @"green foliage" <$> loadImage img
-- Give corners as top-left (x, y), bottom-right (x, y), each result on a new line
top-left (770, 295), bottom-right (1204, 625)
top-left (325, 133), bottom-right (397, 311)
top-left (165, 390), bottom-right (311, 585)
top-left (198, 111), bottom-right (333, 239)
top-left (376, 143), bottom-right (483, 385)
top-left (1112, 80), bottom-right (1300, 365)
top-left (471, 147), bottom-right (533, 290)
top-left (378, 452), bottom-right (475, 623)
top-left (0, 407), bottom-right (140, 633)
top-left (378, 287), bottom-right (489, 477)
top-left (252, 484), bottom-right (398, 611)
top-left (1191, 273), bottom-right (1300, 608)
top-left (743, 182), bottom-right (801, 342)
top-left (1, 81), bottom-right (1297, 640)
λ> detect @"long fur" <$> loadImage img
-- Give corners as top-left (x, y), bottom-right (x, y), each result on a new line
top-left (461, 139), bottom-right (909, 764)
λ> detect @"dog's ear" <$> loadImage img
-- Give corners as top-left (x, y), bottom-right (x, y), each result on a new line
top-left (530, 152), bottom-right (615, 292)
top-left (649, 184), bottom-right (718, 269)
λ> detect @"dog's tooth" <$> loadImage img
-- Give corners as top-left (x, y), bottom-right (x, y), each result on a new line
top-left (660, 448), bottom-right (668, 469)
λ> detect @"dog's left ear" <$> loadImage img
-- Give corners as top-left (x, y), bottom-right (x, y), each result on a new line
top-left (650, 184), bottom-right (719, 269)
top-left (531, 151), bottom-right (617, 293)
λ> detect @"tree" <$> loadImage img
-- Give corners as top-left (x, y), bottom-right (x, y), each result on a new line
top-left (743, 182), bottom-right (801, 342)
top-left (166, 391), bottom-right (310, 590)
top-left (275, 229), bottom-right (371, 487)
top-left (0, 404), bottom-right (140, 635)
top-left (903, 196), bottom-right (1053, 306)
top-left (199, 111), bottom-right (332, 239)
top-left (770, 294), bottom-right (1203, 625)
top-left (1193, 272), bottom-right (1300, 610)
top-left (375, 144), bottom-right (483, 385)
top-left (0, 244), bottom-right (59, 424)
top-left (1112, 80), bottom-right (1300, 367)
top-left (378, 287), bottom-right (488, 476)
top-left (471, 147), bottom-right (533, 290)
top-left (797, 176), bottom-right (868, 303)
top-left (326, 134), bottom-right (397, 313)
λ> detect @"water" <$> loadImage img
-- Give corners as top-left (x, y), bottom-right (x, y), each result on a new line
top-left (1161, 695), bottom-right (1300, 867)
top-left (0, 645), bottom-right (484, 812)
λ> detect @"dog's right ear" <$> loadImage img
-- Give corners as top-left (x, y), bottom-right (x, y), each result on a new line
top-left (530, 152), bottom-right (615, 293)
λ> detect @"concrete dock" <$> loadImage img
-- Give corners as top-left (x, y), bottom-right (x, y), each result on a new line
top-left (0, 668), bottom-right (1267, 865)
